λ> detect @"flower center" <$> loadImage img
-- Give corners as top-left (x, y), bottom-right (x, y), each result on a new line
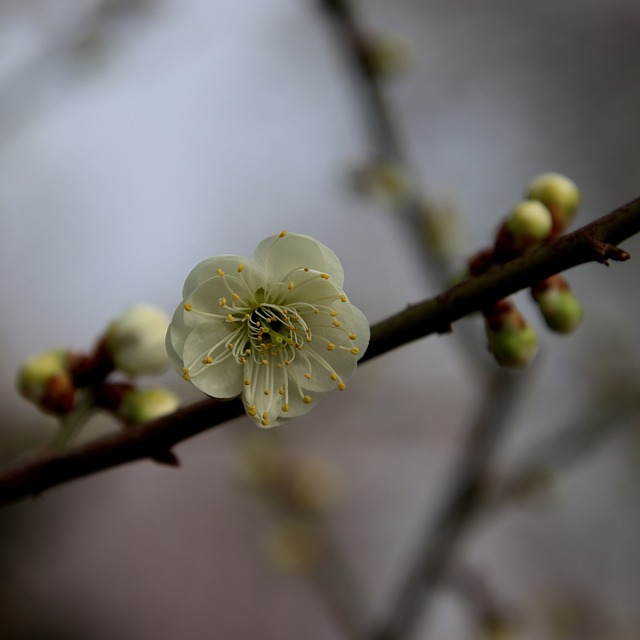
top-left (242, 303), bottom-right (311, 365)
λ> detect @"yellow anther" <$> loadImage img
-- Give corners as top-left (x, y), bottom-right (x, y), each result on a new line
top-left (313, 307), bottom-right (319, 314)
top-left (264, 389), bottom-right (270, 396)
top-left (304, 372), bottom-right (312, 379)
top-left (241, 357), bottom-right (247, 364)
top-left (244, 378), bottom-right (251, 386)
top-left (261, 359), bottom-right (268, 366)
top-left (278, 387), bottom-right (285, 395)
top-left (202, 356), bottom-right (213, 365)
top-left (351, 347), bottom-right (360, 355)
top-left (284, 360), bottom-right (290, 365)
top-left (182, 368), bottom-right (191, 381)
top-left (282, 403), bottom-right (289, 413)
top-left (303, 395), bottom-right (312, 404)
top-left (340, 294), bottom-right (347, 303)
top-left (247, 405), bottom-right (257, 417)
top-left (184, 303), bottom-right (193, 312)
top-left (338, 382), bottom-right (346, 391)
top-left (288, 281), bottom-right (294, 290)
top-left (329, 310), bottom-right (338, 317)
top-left (237, 263), bottom-right (245, 272)
top-left (232, 293), bottom-right (240, 300)
top-left (303, 266), bottom-right (309, 272)
top-left (219, 296), bottom-right (227, 307)
top-left (217, 268), bottom-right (225, 276)
top-left (305, 336), bottom-right (312, 342)
top-left (227, 343), bottom-right (234, 350)
top-left (348, 333), bottom-right (358, 340)
top-left (327, 343), bottom-right (336, 351)
top-left (333, 320), bottom-right (341, 327)
top-left (227, 314), bottom-right (234, 321)
top-left (279, 229), bottom-right (287, 238)
top-left (330, 373), bottom-right (338, 381)
top-left (320, 273), bottom-right (330, 280)
top-left (276, 362), bottom-right (283, 368)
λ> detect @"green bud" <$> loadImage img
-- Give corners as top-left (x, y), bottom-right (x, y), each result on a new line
top-left (505, 200), bottom-right (553, 244)
top-left (104, 304), bottom-right (169, 376)
top-left (17, 350), bottom-right (75, 414)
top-left (119, 388), bottom-right (179, 423)
top-left (535, 288), bottom-right (583, 333)
top-left (486, 314), bottom-right (539, 368)
top-left (526, 172), bottom-right (580, 233)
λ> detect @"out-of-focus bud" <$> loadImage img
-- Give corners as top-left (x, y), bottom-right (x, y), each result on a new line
top-left (495, 200), bottom-right (552, 261)
top-left (288, 459), bottom-right (341, 515)
top-left (104, 304), bottom-right (169, 376)
top-left (362, 33), bottom-right (412, 78)
top-left (532, 276), bottom-right (583, 333)
top-left (119, 387), bottom-right (180, 423)
top-left (17, 350), bottom-right (75, 415)
top-left (526, 172), bottom-right (580, 235)
top-left (350, 161), bottom-right (411, 204)
top-left (420, 198), bottom-right (463, 258)
top-left (266, 520), bottom-right (319, 572)
top-left (485, 301), bottom-right (539, 368)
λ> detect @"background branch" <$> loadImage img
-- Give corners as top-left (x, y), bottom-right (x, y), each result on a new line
top-left (0, 196), bottom-right (638, 507)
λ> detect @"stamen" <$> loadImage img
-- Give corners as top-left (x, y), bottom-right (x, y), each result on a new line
top-left (202, 356), bottom-right (213, 365)
top-left (184, 303), bottom-right (193, 312)
top-left (282, 403), bottom-right (289, 412)
top-left (348, 333), bottom-right (358, 340)
top-left (219, 296), bottom-right (227, 307)
top-left (340, 294), bottom-right (347, 302)
top-left (351, 347), bottom-right (360, 355)
top-left (304, 373), bottom-right (312, 379)
top-left (338, 383), bottom-right (346, 391)
top-left (244, 378), bottom-right (251, 386)
top-left (327, 343), bottom-right (336, 351)
top-left (247, 405), bottom-right (257, 417)
top-left (303, 395), bottom-right (312, 404)
top-left (217, 268), bottom-right (225, 276)
top-left (279, 230), bottom-right (287, 238)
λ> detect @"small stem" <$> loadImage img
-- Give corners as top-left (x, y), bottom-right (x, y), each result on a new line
top-left (51, 397), bottom-right (95, 450)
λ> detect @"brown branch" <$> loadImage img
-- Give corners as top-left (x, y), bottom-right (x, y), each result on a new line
top-left (0, 196), bottom-right (638, 507)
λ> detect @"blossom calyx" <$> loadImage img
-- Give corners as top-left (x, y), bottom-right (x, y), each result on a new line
top-left (166, 231), bottom-right (370, 427)
top-left (104, 304), bottom-right (169, 376)
top-left (17, 350), bottom-right (75, 415)
top-left (526, 172), bottom-right (580, 235)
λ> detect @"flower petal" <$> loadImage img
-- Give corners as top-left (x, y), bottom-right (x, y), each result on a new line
top-left (182, 323), bottom-right (244, 397)
top-left (253, 233), bottom-right (344, 288)
top-left (182, 256), bottom-right (266, 299)
top-left (165, 305), bottom-right (191, 372)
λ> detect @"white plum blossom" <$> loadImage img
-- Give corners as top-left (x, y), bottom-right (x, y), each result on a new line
top-left (166, 231), bottom-right (370, 428)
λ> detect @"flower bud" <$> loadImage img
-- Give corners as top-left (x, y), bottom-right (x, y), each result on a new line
top-left (494, 200), bottom-right (552, 261)
top-left (362, 34), bottom-right (412, 78)
top-left (526, 172), bottom-right (580, 235)
top-left (534, 288), bottom-right (583, 333)
top-left (104, 304), bottom-right (169, 376)
top-left (17, 350), bottom-right (75, 414)
top-left (266, 520), bottom-right (319, 572)
top-left (485, 302), bottom-right (538, 368)
top-left (350, 161), bottom-right (410, 203)
top-left (119, 388), bottom-right (180, 423)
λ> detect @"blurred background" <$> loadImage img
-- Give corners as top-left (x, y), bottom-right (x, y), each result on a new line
top-left (1, 0), bottom-right (640, 638)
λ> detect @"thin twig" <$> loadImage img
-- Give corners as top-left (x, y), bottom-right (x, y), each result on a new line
top-left (370, 371), bottom-right (525, 640)
top-left (0, 197), bottom-right (638, 507)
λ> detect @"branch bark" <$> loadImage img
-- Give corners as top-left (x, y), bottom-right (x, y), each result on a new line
top-left (0, 196), bottom-right (638, 507)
